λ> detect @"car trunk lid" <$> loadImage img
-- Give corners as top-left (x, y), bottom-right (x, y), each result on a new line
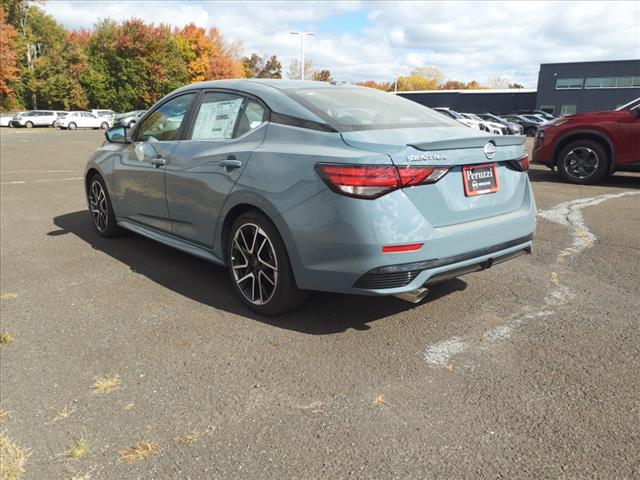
top-left (341, 126), bottom-right (528, 227)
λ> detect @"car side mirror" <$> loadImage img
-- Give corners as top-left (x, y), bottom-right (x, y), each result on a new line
top-left (105, 126), bottom-right (130, 144)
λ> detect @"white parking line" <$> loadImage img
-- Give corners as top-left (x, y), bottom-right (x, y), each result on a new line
top-left (1, 169), bottom-right (78, 174)
top-left (422, 190), bottom-right (640, 368)
top-left (538, 191), bottom-right (640, 261)
top-left (1, 176), bottom-right (82, 185)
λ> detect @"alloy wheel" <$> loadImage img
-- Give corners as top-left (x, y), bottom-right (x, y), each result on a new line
top-left (564, 147), bottom-right (598, 180)
top-left (89, 180), bottom-right (109, 232)
top-left (231, 223), bottom-right (278, 305)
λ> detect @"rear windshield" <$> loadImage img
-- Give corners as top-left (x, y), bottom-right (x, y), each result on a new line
top-left (284, 87), bottom-right (461, 132)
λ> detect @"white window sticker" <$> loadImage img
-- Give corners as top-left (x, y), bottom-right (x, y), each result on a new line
top-left (192, 98), bottom-right (243, 140)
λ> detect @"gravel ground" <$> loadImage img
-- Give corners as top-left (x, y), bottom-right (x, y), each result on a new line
top-left (1, 128), bottom-right (639, 479)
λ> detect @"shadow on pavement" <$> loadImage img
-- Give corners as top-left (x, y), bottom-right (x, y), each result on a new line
top-left (50, 210), bottom-right (467, 335)
top-left (528, 167), bottom-right (640, 190)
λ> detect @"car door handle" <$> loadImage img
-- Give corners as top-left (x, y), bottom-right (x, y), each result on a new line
top-left (151, 156), bottom-right (166, 168)
top-left (220, 159), bottom-right (243, 170)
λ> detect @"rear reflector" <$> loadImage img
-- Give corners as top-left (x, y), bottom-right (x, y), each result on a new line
top-left (315, 163), bottom-right (450, 199)
top-left (382, 243), bottom-right (424, 253)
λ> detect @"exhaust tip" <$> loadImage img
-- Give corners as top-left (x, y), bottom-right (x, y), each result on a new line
top-left (394, 287), bottom-right (429, 304)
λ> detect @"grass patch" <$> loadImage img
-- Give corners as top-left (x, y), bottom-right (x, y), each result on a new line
top-left (0, 332), bottom-right (15, 345)
top-left (0, 431), bottom-right (31, 480)
top-left (68, 439), bottom-right (89, 460)
top-left (372, 394), bottom-right (386, 406)
top-left (53, 406), bottom-right (75, 423)
top-left (174, 431), bottom-right (201, 444)
top-left (118, 442), bottom-right (158, 463)
top-left (91, 375), bottom-right (121, 395)
top-left (0, 293), bottom-right (17, 301)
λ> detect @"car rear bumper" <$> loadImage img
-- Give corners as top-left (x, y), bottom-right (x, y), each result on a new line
top-left (277, 178), bottom-right (537, 295)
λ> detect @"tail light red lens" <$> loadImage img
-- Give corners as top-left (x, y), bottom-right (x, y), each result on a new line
top-left (315, 163), bottom-right (449, 199)
top-left (519, 155), bottom-right (530, 171)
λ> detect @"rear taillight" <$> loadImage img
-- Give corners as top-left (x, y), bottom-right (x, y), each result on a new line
top-left (315, 163), bottom-right (449, 199)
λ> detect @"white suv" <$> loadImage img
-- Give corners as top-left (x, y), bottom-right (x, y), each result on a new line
top-left (55, 111), bottom-right (112, 130)
top-left (10, 110), bottom-right (57, 128)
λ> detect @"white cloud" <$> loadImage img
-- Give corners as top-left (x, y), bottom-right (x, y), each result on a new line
top-left (42, 1), bottom-right (640, 87)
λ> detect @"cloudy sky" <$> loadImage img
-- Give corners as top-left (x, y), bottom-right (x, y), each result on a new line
top-left (43, 1), bottom-right (640, 87)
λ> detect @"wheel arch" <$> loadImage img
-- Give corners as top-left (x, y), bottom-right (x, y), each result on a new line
top-left (553, 130), bottom-right (615, 173)
top-left (217, 199), bottom-right (302, 282)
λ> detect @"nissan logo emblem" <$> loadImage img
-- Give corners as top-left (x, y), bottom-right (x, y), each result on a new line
top-left (483, 142), bottom-right (496, 160)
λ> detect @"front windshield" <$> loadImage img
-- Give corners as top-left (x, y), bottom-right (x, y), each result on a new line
top-left (465, 113), bottom-right (483, 122)
top-left (285, 87), bottom-right (461, 131)
top-left (524, 115), bottom-right (543, 123)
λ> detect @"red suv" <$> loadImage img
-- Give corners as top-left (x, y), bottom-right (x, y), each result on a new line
top-left (532, 98), bottom-right (640, 184)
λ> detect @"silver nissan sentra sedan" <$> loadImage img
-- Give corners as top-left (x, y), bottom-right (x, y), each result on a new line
top-left (85, 80), bottom-right (536, 315)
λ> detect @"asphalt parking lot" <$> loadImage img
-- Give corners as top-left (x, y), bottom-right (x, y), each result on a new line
top-left (1, 128), bottom-right (639, 479)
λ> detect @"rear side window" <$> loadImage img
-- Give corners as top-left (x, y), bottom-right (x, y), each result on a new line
top-left (190, 92), bottom-right (265, 140)
top-left (135, 93), bottom-right (196, 142)
top-left (284, 87), bottom-right (460, 132)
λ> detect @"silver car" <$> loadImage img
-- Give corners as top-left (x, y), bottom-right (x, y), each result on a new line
top-left (85, 80), bottom-right (535, 315)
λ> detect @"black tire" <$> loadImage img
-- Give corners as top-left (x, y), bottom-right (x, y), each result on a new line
top-left (525, 127), bottom-right (536, 137)
top-left (227, 210), bottom-right (307, 316)
top-left (25, 121), bottom-right (33, 128)
top-left (68, 122), bottom-right (77, 130)
top-left (87, 174), bottom-right (121, 238)
top-left (557, 139), bottom-right (609, 184)
top-left (100, 121), bottom-right (109, 130)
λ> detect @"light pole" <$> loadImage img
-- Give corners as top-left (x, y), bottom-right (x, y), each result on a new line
top-left (290, 31), bottom-right (315, 80)
top-left (394, 72), bottom-right (400, 94)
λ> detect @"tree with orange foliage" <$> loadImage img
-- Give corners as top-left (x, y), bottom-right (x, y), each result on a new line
top-left (174, 23), bottom-right (215, 82)
top-left (207, 27), bottom-right (244, 80)
top-left (0, 8), bottom-right (20, 108)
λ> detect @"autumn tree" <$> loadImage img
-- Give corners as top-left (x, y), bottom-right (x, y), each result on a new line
top-left (288, 58), bottom-right (314, 80)
top-left (242, 53), bottom-right (282, 78)
top-left (0, 8), bottom-right (20, 108)
top-left (174, 23), bottom-right (215, 82)
top-left (207, 27), bottom-right (244, 80)
top-left (440, 80), bottom-right (467, 90)
top-left (83, 18), bottom-right (188, 111)
top-left (486, 76), bottom-right (510, 89)
top-left (312, 69), bottom-right (331, 82)
top-left (396, 66), bottom-right (444, 91)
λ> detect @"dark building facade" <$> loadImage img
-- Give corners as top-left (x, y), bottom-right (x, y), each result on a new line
top-left (535, 59), bottom-right (640, 115)
top-left (398, 89), bottom-right (536, 115)
top-left (398, 59), bottom-right (640, 116)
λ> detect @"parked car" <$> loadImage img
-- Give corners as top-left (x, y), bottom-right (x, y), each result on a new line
top-left (477, 113), bottom-right (523, 135)
top-left (85, 80), bottom-right (535, 315)
top-left (91, 109), bottom-right (117, 120)
top-left (521, 114), bottom-right (549, 125)
top-left (56, 111), bottom-right (69, 119)
top-left (0, 112), bottom-right (21, 127)
top-left (55, 111), bottom-right (112, 130)
top-left (460, 113), bottom-right (507, 135)
top-left (515, 110), bottom-right (556, 121)
top-left (501, 114), bottom-right (540, 137)
top-left (433, 107), bottom-right (489, 132)
top-left (114, 110), bottom-right (146, 128)
top-left (9, 110), bottom-right (57, 128)
top-left (532, 97), bottom-right (640, 184)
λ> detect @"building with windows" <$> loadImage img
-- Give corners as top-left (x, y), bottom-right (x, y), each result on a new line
top-left (535, 59), bottom-right (640, 115)
top-left (398, 59), bottom-right (640, 116)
